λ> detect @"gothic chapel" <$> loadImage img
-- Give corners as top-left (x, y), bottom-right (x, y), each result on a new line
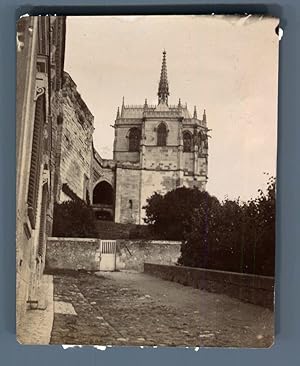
top-left (92, 50), bottom-right (209, 224)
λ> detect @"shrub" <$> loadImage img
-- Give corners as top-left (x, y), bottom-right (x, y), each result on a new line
top-left (143, 177), bottom-right (276, 276)
top-left (143, 187), bottom-right (217, 240)
top-left (128, 224), bottom-right (161, 240)
top-left (52, 199), bottom-right (97, 238)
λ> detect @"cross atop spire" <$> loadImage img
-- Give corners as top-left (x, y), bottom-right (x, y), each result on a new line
top-left (158, 50), bottom-right (169, 105)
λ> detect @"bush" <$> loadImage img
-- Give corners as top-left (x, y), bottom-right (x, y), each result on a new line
top-left (143, 177), bottom-right (276, 276)
top-left (143, 187), bottom-right (217, 240)
top-left (52, 199), bottom-right (97, 238)
top-left (128, 224), bottom-right (161, 240)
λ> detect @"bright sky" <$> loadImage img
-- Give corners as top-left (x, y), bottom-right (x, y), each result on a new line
top-left (65, 15), bottom-right (279, 202)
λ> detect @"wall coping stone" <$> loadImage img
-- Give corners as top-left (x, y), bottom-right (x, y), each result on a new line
top-left (48, 237), bottom-right (182, 245)
top-left (48, 237), bottom-right (99, 242)
top-left (144, 263), bottom-right (274, 309)
top-left (144, 263), bottom-right (274, 280)
top-left (47, 236), bottom-right (181, 245)
top-left (118, 239), bottom-right (182, 245)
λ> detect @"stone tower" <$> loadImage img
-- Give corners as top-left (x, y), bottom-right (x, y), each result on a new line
top-left (112, 50), bottom-right (209, 224)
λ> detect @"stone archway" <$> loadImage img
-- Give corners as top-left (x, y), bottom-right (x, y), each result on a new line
top-left (93, 181), bottom-right (113, 205)
top-left (92, 181), bottom-right (114, 221)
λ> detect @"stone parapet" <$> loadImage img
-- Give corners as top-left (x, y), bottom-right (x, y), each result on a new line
top-left (144, 263), bottom-right (275, 309)
top-left (116, 240), bottom-right (181, 272)
top-left (46, 237), bottom-right (101, 272)
top-left (45, 237), bottom-right (181, 273)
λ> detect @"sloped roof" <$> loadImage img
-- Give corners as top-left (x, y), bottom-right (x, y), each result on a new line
top-left (119, 103), bottom-right (192, 120)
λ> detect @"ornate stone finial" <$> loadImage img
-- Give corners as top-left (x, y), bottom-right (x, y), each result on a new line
top-left (203, 109), bottom-right (207, 123)
top-left (116, 106), bottom-right (120, 119)
top-left (121, 96), bottom-right (125, 117)
top-left (178, 98), bottom-right (182, 108)
top-left (144, 98), bottom-right (148, 108)
top-left (158, 50), bottom-right (169, 105)
top-left (193, 106), bottom-right (197, 119)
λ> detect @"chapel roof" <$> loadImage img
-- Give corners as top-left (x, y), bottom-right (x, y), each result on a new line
top-left (115, 50), bottom-right (206, 125)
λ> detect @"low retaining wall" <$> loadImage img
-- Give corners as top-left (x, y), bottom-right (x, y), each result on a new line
top-left (116, 240), bottom-right (181, 272)
top-left (46, 237), bottom-right (181, 273)
top-left (46, 238), bottom-right (101, 272)
top-left (144, 263), bottom-right (275, 309)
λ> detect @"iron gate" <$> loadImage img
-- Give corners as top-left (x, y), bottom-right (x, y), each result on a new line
top-left (99, 240), bottom-right (116, 271)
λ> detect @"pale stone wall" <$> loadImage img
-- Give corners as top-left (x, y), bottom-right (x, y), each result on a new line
top-left (45, 237), bottom-right (181, 273)
top-left (46, 238), bottom-right (101, 272)
top-left (16, 17), bottom-right (38, 327)
top-left (114, 124), bottom-right (141, 163)
top-left (183, 152), bottom-right (194, 172)
top-left (115, 167), bottom-right (141, 223)
top-left (114, 150), bottom-right (140, 163)
top-left (116, 240), bottom-right (181, 272)
top-left (199, 156), bottom-right (208, 177)
top-left (143, 146), bottom-right (178, 170)
top-left (56, 73), bottom-right (94, 202)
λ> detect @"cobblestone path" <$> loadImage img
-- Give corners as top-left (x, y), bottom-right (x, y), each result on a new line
top-left (50, 271), bottom-right (274, 347)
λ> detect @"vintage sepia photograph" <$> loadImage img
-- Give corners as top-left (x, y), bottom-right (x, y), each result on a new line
top-left (16, 15), bottom-right (278, 347)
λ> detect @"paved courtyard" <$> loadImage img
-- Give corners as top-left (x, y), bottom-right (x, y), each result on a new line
top-left (50, 271), bottom-right (274, 347)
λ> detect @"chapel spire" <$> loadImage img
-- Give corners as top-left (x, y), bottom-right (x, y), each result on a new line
top-left (158, 50), bottom-right (169, 105)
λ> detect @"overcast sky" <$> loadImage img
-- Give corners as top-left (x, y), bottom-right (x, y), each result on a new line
top-left (65, 15), bottom-right (279, 202)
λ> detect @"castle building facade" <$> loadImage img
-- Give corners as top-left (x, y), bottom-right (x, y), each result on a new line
top-left (16, 16), bottom-right (66, 334)
top-left (54, 72), bottom-right (95, 205)
top-left (92, 51), bottom-right (209, 224)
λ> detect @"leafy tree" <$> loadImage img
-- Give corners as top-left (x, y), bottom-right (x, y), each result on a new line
top-left (143, 187), bottom-right (217, 240)
top-left (143, 177), bottom-right (276, 276)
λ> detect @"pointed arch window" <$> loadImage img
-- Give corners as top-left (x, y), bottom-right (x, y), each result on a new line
top-left (183, 131), bottom-right (192, 152)
top-left (128, 128), bottom-right (141, 152)
top-left (157, 123), bottom-right (167, 146)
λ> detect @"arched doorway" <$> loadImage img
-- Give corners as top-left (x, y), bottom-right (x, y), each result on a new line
top-left (92, 181), bottom-right (114, 220)
top-left (93, 181), bottom-right (113, 205)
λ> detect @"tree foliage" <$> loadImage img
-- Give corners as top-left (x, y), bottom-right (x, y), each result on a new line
top-left (143, 176), bottom-right (276, 276)
top-left (52, 199), bottom-right (97, 238)
top-left (143, 187), bottom-right (219, 240)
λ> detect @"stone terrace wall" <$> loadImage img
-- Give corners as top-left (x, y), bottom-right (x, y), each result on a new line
top-left (116, 240), bottom-right (181, 272)
top-left (46, 237), bottom-right (101, 272)
top-left (45, 237), bottom-right (181, 273)
top-left (144, 263), bottom-right (275, 309)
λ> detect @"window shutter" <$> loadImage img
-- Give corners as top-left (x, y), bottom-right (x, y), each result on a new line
top-left (27, 95), bottom-right (45, 228)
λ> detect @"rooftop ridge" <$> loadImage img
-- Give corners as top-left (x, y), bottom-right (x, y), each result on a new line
top-left (124, 104), bottom-right (145, 109)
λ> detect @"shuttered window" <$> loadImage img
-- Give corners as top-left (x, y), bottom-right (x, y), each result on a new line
top-left (27, 95), bottom-right (45, 229)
